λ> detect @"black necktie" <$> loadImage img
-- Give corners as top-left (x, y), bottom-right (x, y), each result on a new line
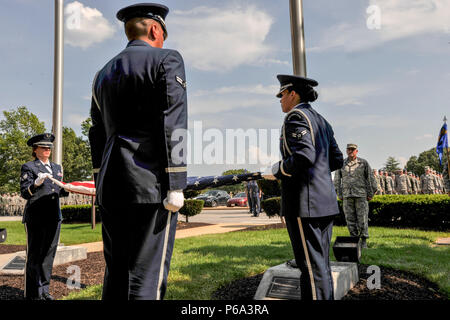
top-left (45, 164), bottom-right (52, 174)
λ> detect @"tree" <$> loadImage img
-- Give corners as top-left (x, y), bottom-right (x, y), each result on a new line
top-left (81, 117), bottom-right (92, 140)
top-left (0, 106), bottom-right (46, 192)
top-left (384, 156), bottom-right (401, 172)
top-left (62, 127), bottom-right (92, 182)
top-left (406, 148), bottom-right (441, 176)
top-left (212, 169), bottom-right (248, 194)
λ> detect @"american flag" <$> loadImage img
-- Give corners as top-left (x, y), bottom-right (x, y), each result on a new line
top-left (49, 172), bottom-right (264, 196)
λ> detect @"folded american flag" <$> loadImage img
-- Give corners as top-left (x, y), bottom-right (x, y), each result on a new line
top-left (48, 172), bottom-right (264, 196)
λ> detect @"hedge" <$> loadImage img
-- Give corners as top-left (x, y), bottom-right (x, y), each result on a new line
top-left (179, 199), bottom-right (204, 223)
top-left (61, 205), bottom-right (100, 223)
top-left (261, 195), bottom-right (450, 231)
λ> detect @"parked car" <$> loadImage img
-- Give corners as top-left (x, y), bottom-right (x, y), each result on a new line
top-left (227, 192), bottom-right (248, 207)
top-left (194, 190), bottom-right (231, 207)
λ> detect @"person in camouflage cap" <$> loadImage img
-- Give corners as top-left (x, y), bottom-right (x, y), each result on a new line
top-left (421, 166), bottom-right (436, 194)
top-left (334, 144), bottom-right (377, 248)
top-left (395, 169), bottom-right (411, 195)
top-left (443, 161), bottom-right (450, 195)
top-left (384, 171), bottom-right (395, 194)
top-left (373, 169), bottom-right (384, 195)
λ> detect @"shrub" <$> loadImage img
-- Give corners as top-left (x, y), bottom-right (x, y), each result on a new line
top-left (260, 197), bottom-right (281, 218)
top-left (61, 205), bottom-right (100, 223)
top-left (179, 199), bottom-right (204, 223)
top-left (257, 180), bottom-right (281, 198)
top-left (261, 194), bottom-right (450, 231)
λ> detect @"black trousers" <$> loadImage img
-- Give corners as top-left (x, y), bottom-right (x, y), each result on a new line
top-left (285, 215), bottom-right (335, 300)
top-left (24, 219), bottom-right (61, 298)
top-left (100, 203), bottom-right (178, 300)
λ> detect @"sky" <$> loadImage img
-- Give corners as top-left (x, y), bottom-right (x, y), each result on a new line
top-left (0, 0), bottom-right (449, 176)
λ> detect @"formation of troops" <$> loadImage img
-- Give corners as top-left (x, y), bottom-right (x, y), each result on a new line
top-left (372, 166), bottom-right (448, 195)
top-left (0, 192), bottom-right (92, 216)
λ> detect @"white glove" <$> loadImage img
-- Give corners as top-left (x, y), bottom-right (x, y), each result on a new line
top-left (34, 172), bottom-right (51, 187)
top-left (261, 162), bottom-right (280, 180)
top-left (163, 190), bottom-right (185, 212)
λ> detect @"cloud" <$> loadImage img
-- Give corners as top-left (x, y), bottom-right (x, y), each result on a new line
top-left (311, 0), bottom-right (450, 52)
top-left (169, 5), bottom-right (274, 71)
top-left (65, 113), bottom-right (86, 128)
top-left (318, 83), bottom-right (383, 106)
top-left (64, 1), bottom-right (116, 49)
top-left (415, 133), bottom-right (433, 140)
top-left (192, 84), bottom-right (279, 97)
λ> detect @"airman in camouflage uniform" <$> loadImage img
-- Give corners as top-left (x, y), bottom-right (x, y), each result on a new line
top-left (395, 169), bottom-right (411, 195)
top-left (383, 171), bottom-right (394, 194)
top-left (334, 144), bottom-right (377, 248)
top-left (373, 169), bottom-right (384, 195)
top-left (443, 161), bottom-right (450, 195)
top-left (437, 172), bottom-right (444, 194)
top-left (407, 172), bottom-right (417, 194)
top-left (420, 166), bottom-right (436, 194)
top-left (414, 174), bottom-right (421, 194)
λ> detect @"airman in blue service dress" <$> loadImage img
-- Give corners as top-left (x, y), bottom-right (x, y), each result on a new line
top-left (89, 3), bottom-right (187, 300)
top-left (272, 75), bottom-right (344, 300)
top-left (20, 133), bottom-right (69, 300)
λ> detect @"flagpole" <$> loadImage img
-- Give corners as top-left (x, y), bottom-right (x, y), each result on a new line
top-left (52, 0), bottom-right (64, 165)
top-left (289, 0), bottom-right (307, 77)
top-left (91, 196), bottom-right (96, 229)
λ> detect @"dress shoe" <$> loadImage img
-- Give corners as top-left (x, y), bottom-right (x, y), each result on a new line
top-left (41, 292), bottom-right (54, 300)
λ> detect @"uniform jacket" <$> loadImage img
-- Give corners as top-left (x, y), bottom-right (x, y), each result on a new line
top-left (20, 159), bottom-right (69, 223)
top-left (89, 40), bottom-right (188, 206)
top-left (334, 157), bottom-right (376, 199)
top-left (274, 103), bottom-right (343, 218)
top-left (394, 174), bottom-right (411, 193)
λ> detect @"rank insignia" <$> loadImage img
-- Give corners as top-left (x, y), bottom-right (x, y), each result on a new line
top-left (176, 75), bottom-right (187, 89)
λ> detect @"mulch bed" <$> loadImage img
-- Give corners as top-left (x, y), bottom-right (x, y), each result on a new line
top-left (212, 264), bottom-right (447, 300)
top-left (0, 222), bottom-right (448, 300)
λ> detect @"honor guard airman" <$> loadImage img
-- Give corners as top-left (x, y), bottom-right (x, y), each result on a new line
top-left (263, 74), bottom-right (344, 300)
top-left (19, 133), bottom-right (69, 300)
top-left (89, 3), bottom-right (187, 300)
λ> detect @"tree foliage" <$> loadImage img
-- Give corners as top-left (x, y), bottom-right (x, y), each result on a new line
top-left (0, 106), bottom-right (45, 192)
top-left (62, 126), bottom-right (92, 182)
top-left (406, 147), bottom-right (442, 176)
top-left (384, 156), bottom-right (401, 172)
top-left (0, 107), bottom-right (93, 192)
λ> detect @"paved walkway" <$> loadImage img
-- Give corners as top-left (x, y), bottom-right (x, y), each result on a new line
top-left (0, 208), bottom-right (283, 268)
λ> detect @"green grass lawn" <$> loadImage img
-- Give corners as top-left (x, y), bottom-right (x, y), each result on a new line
top-left (60, 226), bottom-right (450, 300)
top-left (0, 221), bottom-right (103, 246)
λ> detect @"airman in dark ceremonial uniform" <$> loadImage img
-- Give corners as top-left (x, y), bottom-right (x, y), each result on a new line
top-left (89, 3), bottom-right (187, 300)
top-left (20, 133), bottom-right (69, 300)
top-left (264, 74), bottom-right (344, 300)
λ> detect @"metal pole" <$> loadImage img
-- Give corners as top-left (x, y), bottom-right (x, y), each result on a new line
top-left (52, 0), bottom-right (64, 165)
top-left (289, 0), bottom-right (307, 77)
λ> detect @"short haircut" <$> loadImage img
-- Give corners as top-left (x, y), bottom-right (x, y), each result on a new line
top-left (125, 17), bottom-right (158, 40)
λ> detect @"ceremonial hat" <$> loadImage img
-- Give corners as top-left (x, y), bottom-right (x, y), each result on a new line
top-left (27, 133), bottom-right (55, 148)
top-left (117, 3), bottom-right (169, 39)
top-left (276, 74), bottom-right (318, 98)
top-left (346, 143), bottom-right (358, 149)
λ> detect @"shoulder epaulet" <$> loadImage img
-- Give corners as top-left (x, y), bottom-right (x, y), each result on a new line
top-left (284, 108), bottom-right (316, 147)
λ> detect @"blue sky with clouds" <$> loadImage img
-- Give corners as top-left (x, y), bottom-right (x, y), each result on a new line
top-left (0, 0), bottom-right (449, 176)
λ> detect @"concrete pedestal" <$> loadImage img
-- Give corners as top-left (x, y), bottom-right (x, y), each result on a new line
top-left (0, 245), bottom-right (87, 275)
top-left (254, 261), bottom-right (358, 300)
